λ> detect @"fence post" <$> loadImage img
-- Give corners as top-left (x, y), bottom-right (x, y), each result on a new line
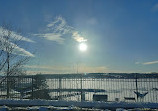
top-left (59, 77), bottom-right (62, 100)
top-left (81, 74), bottom-right (85, 101)
top-left (32, 75), bottom-right (34, 100)
top-left (6, 76), bottom-right (10, 99)
top-left (135, 73), bottom-right (138, 101)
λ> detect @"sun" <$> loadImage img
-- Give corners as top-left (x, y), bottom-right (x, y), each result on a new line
top-left (79, 43), bottom-right (87, 52)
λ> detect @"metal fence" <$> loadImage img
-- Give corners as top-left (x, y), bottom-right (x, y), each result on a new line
top-left (0, 73), bottom-right (158, 103)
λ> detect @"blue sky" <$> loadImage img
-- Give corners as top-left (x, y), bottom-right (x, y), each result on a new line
top-left (0, 0), bottom-right (158, 74)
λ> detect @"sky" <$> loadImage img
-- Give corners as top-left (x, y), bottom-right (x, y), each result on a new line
top-left (0, 0), bottom-right (158, 74)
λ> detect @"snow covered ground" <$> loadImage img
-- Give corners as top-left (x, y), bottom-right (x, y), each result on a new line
top-left (0, 105), bottom-right (158, 111)
top-left (0, 99), bottom-right (158, 111)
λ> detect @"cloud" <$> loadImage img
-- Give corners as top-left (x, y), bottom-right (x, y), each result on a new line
top-left (0, 28), bottom-right (34, 57)
top-left (24, 65), bottom-right (109, 74)
top-left (26, 71), bottom-right (54, 75)
top-left (135, 62), bottom-right (140, 64)
top-left (86, 18), bottom-right (98, 25)
top-left (72, 31), bottom-right (87, 42)
top-left (79, 65), bottom-right (108, 73)
top-left (0, 36), bottom-right (34, 57)
top-left (47, 16), bottom-right (66, 29)
top-left (24, 65), bottom-right (71, 71)
top-left (24, 65), bottom-right (53, 69)
top-left (152, 3), bottom-right (158, 11)
top-left (13, 44), bottom-right (34, 57)
top-left (26, 64), bottom-right (143, 74)
top-left (24, 65), bottom-right (72, 74)
top-left (34, 16), bottom-right (87, 44)
top-left (143, 60), bottom-right (158, 65)
top-left (34, 33), bottom-right (64, 44)
top-left (0, 27), bottom-right (34, 43)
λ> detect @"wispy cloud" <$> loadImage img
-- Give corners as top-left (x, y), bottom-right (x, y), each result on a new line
top-left (0, 27), bottom-right (34, 43)
top-left (26, 64), bottom-right (140, 74)
top-left (0, 27), bottom-right (34, 57)
top-left (34, 33), bottom-right (64, 44)
top-left (79, 65), bottom-right (108, 73)
top-left (0, 36), bottom-right (34, 57)
top-left (24, 65), bottom-right (109, 74)
top-left (86, 18), bottom-right (98, 25)
top-left (24, 65), bottom-right (53, 69)
top-left (34, 16), bottom-right (87, 44)
top-left (24, 65), bottom-right (70, 70)
top-left (24, 65), bottom-right (73, 74)
top-left (152, 3), bottom-right (158, 11)
top-left (13, 44), bottom-right (34, 57)
top-left (135, 62), bottom-right (140, 64)
top-left (46, 16), bottom-right (73, 34)
top-left (143, 60), bottom-right (158, 65)
top-left (72, 31), bottom-right (87, 42)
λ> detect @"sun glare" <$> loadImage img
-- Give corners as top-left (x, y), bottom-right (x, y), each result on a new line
top-left (79, 43), bottom-right (87, 52)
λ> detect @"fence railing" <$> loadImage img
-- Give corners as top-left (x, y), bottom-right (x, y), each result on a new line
top-left (0, 73), bottom-right (158, 103)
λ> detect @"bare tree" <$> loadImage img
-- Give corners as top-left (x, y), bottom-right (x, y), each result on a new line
top-left (0, 24), bottom-right (32, 98)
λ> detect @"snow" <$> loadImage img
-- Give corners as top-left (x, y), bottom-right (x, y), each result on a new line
top-left (0, 105), bottom-right (158, 111)
top-left (116, 108), bottom-right (128, 111)
top-left (0, 99), bottom-right (158, 110)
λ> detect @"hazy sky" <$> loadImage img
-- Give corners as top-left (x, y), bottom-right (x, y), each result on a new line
top-left (0, 0), bottom-right (158, 74)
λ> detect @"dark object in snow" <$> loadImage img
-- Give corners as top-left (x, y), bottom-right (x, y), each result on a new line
top-left (134, 91), bottom-right (148, 98)
top-left (152, 88), bottom-right (158, 91)
top-left (124, 97), bottom-right (136, 102)
top-left (115, 98), bottom-right (119, 102)
top-left (93, 94), bottom-right (108, 101)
